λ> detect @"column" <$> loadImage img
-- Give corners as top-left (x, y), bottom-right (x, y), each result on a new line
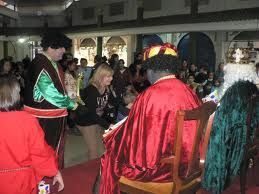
top-left (189, 32), bottom-right (197, 65)
top-left (127, 35), bottom-right (136, 66)
top-left (135, 0), bottom-right (144, 54)
top-left (191, 0), bottom-right (198, 16)
top-left (97, 37), bottom-right (103, 57)
top-left (96, 7), bottom-right (104, 57)
top-left (189, 0), bottom-right (198, 65)
top-left (3, 41), bottom-right (8, 58)
top-left (214, 31), bottom-right (225, 69)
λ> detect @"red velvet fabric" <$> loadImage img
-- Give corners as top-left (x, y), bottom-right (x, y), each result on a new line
top-left (100, 78), bottom-right (200, 194)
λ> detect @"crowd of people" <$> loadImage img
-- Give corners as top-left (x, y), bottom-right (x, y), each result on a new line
top-left (179, 60), bottom-right (224, 99)
top-left (0, 29), bottom-right (258, 194)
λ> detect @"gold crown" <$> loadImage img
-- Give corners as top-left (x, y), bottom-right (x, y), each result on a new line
top-left (226, 48), bottom-right (251, 64)
top-left (143, 43), bottom-right (178, 61)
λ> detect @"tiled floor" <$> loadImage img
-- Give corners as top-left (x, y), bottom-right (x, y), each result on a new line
top-left (64, 133), bottom-right (88, 167)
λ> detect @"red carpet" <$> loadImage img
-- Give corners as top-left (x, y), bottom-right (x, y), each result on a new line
top-left (46, 159), bottom-right (100, 194)
top-left (60, 159), bottom-right (100, 194)
top-left (47, 159), bottom-right (259, 194)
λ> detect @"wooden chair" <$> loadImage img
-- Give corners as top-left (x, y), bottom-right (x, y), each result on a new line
top-left (119, 101), bottom-right (217, 194)
top-left (240, 94), bottom-right (259, 194)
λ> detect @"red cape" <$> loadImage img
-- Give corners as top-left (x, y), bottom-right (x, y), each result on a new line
top-left (100, 78), bottom-right (200, 194)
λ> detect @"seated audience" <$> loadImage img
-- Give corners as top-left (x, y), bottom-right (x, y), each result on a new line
top-left (187, 73), bottom-right (199, 92)
top-left (211, 78), bottom-right (221, 93)
top-left (203, 82), bottom-right (213, 96)
top-left (214, 62), bottom-right (225, 83)
top-left (99, 43), bottom-right (200, 194)
top-left (195, 65), bottom-right (208, 84)
top-left (206, 71), bottom-right (215, 85)
top-left (116, 86), bottom-right (137, 122)
top-left (189, 63), bottom-right (198, 76)
top-left (179, 59), bottom-right (189, 82)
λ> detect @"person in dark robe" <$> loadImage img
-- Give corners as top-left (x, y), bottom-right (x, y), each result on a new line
top-left (24, 30), bottom-right (79, 169)
top-left (202, 51), bottom-right (259, 193)
top-left (202, 81), bottom-right (258, 194)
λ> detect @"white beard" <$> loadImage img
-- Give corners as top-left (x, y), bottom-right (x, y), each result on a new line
top-left (203, 62), bottom-right (259, 103)
top-left (221, 63), bottom-right (259, 99)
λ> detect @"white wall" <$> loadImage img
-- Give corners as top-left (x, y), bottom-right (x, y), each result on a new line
top-left (144, 0), bottom-right (189, 18)
top-left (199, 0), bottom-right (259, 13)
top-left (72, 0), bottom-right (137, 26)
top-left (8, 0), bottom-right (259, 28)
top-left (16, 15), bottom-right (67, 27)
top-left (71, 2), bottom-right (97, 26)
top-left (71, 0), bottom-right (259, 28)
top-left (0, 40), bottom-right (32, 61)
top-left (3, 0), bottom-right (259, 64)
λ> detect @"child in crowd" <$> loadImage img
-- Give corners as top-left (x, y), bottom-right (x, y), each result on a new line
top-left (116, 85), bottom-right (138, 122)
top-left (186, 74), bottom-right (199, 92)
top-left (0, 75), bottom-right (64, 194)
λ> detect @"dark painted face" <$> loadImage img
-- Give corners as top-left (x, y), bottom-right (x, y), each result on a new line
top-left (147, 69), bottom-right (155, 84)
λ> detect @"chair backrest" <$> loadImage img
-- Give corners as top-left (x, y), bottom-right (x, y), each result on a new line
top-left (172, 101), bottom-right (217, 182)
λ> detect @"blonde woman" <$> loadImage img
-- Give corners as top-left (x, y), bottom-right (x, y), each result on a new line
top-left (75, 63), bottom-right (113, 160)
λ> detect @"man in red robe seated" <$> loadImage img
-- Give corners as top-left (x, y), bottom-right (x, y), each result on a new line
top-left (99, 43), bottom-right (200, 194)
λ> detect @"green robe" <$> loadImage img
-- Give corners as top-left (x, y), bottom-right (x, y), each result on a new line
top-left (202, 81), bottom-right (258, 194)
top-left (24, 53), bottom-right (76, 168)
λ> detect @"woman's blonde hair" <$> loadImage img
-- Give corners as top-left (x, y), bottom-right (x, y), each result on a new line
top-left (89, 63), bottom-right (113, 92)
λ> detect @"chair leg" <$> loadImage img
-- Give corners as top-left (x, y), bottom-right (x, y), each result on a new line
top-left (254, 157), bottom-right (259, 186)
top-left (240, 159), bottom-right (248, 194)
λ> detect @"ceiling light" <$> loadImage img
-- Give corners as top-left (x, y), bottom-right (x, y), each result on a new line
top-left (18, 38), bottom-right (26, 43)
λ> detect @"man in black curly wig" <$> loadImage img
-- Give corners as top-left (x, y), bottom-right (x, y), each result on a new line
top-left (24, 30), bottom-right (78, 169)
top-left (143, 53), bottom-right (179, 84)
top-left (99, 43), bottom-right (201, 194)
top-left (41, 30), bottom-right (72, 51)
